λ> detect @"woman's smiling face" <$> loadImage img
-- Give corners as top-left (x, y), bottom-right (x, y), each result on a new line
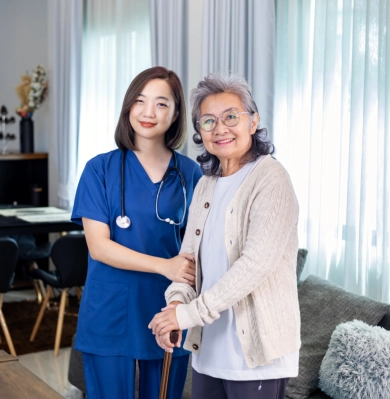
top-left (129, 78), bottom-right (177, 145)
top-left (199, 92), bottom-right (258, 166)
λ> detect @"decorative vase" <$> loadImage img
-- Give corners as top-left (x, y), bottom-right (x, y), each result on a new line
top-left (20, 116), bottom-right (34, 153)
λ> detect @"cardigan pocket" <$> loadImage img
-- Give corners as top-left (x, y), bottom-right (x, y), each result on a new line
top-left (87, 279), bottom-right (129, 337)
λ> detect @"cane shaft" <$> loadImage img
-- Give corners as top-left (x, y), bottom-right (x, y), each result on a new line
top-left (159, 331), bottom-right (179, 399)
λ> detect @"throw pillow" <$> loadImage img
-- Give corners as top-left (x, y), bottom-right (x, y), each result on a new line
top-left (319, 320), bottom-right (390, 399)
top-left (285, 276), bottom-right (390, 399)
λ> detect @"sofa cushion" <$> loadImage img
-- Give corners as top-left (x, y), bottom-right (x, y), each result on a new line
top-left (318, 320), bottom-right (390, 399)
top-left (285, 275), bottom-right (390, 399)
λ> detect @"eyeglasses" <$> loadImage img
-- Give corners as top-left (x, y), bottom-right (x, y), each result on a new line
top-left (197, 110), bottom-right (252, 132)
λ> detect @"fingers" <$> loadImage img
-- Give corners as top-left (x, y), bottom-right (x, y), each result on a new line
top-left (154, 320), bottom-right (174, 336)
top-left (156, 333), bottom-right (174, 352)
top-left (175, 330), bottom-right (182, 348)
top-left (181, 253), bottom-right (195, 263)
top-left (148, 311), bottom-right (175, 334)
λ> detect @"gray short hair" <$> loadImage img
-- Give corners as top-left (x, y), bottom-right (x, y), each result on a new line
top-left (190, 72), bottom-right (274, 176)
top-left (190, 72), bottom-right (259, 133)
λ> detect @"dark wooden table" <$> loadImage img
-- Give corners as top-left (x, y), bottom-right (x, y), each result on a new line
top-left (0, 350), bottom-right (63, 398)
top-left (0, 206), bottom-right (83, 237)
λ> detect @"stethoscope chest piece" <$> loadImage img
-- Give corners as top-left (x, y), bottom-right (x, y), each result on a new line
top-left (116, 215), bottom-right (131, 229)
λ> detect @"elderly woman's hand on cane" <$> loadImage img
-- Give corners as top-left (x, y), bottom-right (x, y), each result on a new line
top-left (149, 302), bottom-right (182, 352)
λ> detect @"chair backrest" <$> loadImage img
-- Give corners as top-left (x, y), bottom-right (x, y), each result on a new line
top-left (51, 234), bottom-right (88, 288)
top-left (0, 238), bottom-right (19, 293)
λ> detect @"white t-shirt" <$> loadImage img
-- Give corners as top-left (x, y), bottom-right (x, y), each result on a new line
top-left (192, 157), bottom-right (299, 380)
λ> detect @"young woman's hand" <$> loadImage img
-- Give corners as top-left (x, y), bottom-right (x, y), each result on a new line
top-left (161, 253), bottom-right (195, 283)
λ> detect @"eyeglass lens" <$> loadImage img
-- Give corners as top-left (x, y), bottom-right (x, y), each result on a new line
top-left (199, 110), bottom-right (241, 131)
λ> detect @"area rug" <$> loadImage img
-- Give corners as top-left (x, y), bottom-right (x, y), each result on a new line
top-left (0, 296), bottom-right (79, 355)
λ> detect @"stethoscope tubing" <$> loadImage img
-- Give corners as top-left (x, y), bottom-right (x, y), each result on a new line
top-left (118, 149), bottom-right (186, 228)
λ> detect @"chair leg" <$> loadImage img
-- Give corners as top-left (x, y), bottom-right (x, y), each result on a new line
top-left (30, 286), bottom-right (53, 342)
top-left (76, 287), bottom-right (82, 303)
top-left (37, 280), bottom-right (47, 302)
top-left (0, 294), bottom-right (16, 357)
top-left (54, 288), bottom-right (68, 356)
top-left (32, 280), bottom-right (42, 304)
top-left (29, 262), bottom-right (47, 305)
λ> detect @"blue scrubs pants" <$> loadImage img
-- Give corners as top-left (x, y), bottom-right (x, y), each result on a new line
top-left (82, 353), bottom-right (189, 399)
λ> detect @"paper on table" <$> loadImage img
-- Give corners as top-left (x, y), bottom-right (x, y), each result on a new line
top-left (17, 213), bottom-right (72, 223)
top-left (0, 206), bottom-right (69, 219)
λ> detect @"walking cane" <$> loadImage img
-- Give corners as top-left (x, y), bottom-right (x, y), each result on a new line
top-left (159, 330), bottom-right (179, 399)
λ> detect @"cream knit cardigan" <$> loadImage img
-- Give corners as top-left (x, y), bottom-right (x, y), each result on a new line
top-left (165, 155), bottom-right (301, 368)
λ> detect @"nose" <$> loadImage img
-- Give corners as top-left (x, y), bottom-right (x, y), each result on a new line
top-left (213, 117), bottom-right (228, 135)
top-left (142, 101), bottom-right (155, 118)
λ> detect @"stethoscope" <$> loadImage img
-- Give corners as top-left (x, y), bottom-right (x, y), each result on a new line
top-left (116, 150), bottom-right (187, 229)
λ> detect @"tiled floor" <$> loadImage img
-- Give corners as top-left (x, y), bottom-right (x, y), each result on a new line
top-left (4, 289), bottom-right (84, 398)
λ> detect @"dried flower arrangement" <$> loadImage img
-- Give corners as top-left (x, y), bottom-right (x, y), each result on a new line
top-left (15, 64), bottom-right (48, 118)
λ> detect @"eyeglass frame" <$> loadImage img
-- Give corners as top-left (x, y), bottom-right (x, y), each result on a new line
top-left (196, 109), bottom-right (253, 132)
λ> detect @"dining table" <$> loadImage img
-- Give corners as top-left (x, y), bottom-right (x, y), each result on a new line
top-left (0, 206), bottom-right (82, 237)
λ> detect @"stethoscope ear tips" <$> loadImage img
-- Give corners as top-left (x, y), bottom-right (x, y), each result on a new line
top-left (116, 215), bottom-right (131, 228)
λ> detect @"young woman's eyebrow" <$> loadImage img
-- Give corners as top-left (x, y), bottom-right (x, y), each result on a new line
top-left (137, 93), bottom-right (170, 102)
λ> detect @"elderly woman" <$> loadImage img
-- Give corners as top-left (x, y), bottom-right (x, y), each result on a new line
top-left (149, 73), bottom-right (300, 399)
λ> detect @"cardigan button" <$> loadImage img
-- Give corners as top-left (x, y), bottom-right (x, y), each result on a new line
top-left (192, 344), bottom-right (199, 350)
top-left (195, 229), bottom-right (201, 235)
top-left (204, 202), bottom-right (210, 208)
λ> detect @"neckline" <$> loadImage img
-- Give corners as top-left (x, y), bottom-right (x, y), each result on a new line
top-left (127, 150), bottom-right (175, 197)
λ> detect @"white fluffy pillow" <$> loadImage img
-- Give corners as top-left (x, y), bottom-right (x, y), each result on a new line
top-left (318, 320), bottom-right (390, 399)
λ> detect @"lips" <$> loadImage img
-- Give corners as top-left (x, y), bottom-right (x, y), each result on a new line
top-left (140, 122), bottom-right (157, 128)
top-left (215, 138), bottom-right (235, 144)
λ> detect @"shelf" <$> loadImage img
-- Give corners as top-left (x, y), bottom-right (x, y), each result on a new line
top-left (0, 153), bottom-right (48, 160)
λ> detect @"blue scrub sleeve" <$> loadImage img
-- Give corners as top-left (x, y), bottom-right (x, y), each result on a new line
top-left (71, 159), bottom-right (110, 226)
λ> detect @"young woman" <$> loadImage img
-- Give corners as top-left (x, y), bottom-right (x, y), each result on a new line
top-left (150, 73), bottom-right (300, 399)
top-left (71, 67), bottom-right (202, 399)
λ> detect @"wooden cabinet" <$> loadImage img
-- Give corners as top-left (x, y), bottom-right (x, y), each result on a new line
top-left (0, 153), bottom-right (48, 207)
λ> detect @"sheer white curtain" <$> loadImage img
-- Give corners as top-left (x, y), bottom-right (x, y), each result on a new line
top-left (274, 0), bottom-right (390, 302)
top-left (149, 0), bottom-right (188, 87)
top-left (48, 0), bottom-right (82, 209)
top-left (202, 0), bottom-right (275, 137)
top-left (77, 0), bottom-right (151, 177)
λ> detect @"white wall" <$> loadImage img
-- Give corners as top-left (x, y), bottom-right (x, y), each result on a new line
top-left (0, 0), bottom-right (49, 154)
top-left (0, 0), bottom-right (58, 205)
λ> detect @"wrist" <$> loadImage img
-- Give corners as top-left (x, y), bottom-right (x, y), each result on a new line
top-left (169, 301), bottom-right (183, 307)
top-left (154, 257), bottom-right (168, 276)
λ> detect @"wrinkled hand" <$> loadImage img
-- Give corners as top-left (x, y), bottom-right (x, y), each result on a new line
top-left (156, 330), bottom-right (183, 353)
top-left (149, 302), bottom-right (181, 351)
top-left (161, 253), bottom-right (195, 284)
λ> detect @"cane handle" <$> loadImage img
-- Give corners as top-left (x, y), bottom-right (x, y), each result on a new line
top-left (170, 330), bottom-right (179, 345)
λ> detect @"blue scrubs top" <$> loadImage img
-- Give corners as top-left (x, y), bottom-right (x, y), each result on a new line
top-left (71, 149), bottom-right (202, 359)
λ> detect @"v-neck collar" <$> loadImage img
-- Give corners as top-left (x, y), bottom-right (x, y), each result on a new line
top-left (127, 150), bottom-right (175, 197)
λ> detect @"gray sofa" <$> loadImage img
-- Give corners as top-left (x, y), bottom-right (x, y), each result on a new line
top-left (68, 272), bottom-right (390, 398)
top-left (288, 276), bottom-right (390, 399)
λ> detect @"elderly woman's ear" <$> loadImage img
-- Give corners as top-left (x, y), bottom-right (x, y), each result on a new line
top-left (250, 113), bottom-right (260, 134)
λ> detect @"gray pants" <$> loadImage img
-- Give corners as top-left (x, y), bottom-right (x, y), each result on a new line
top-left (192, 369), bottom-right (289, 399)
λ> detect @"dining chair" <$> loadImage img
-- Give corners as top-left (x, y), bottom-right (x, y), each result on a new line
top-left (29, 233), bottom-right (88, 356)
top-left (11, 234), bottom-right (52, 303)
top-left (0, 237), bottom-right (19, 356)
